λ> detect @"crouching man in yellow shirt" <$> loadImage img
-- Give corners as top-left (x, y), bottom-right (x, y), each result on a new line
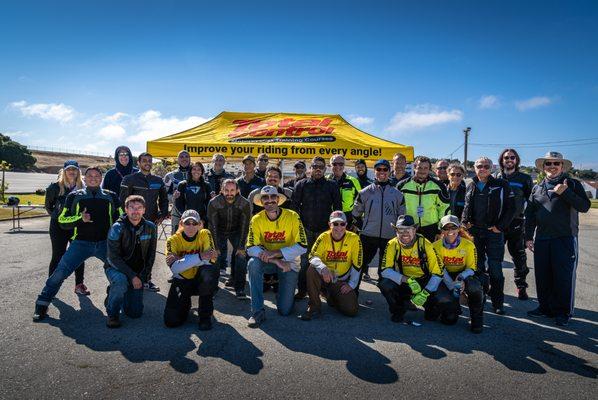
top-left (300, 211), bottom-right (362, 321)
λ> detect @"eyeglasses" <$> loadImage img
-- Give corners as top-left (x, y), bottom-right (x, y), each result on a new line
top-left (332, 222), bottom-right (347, 227)
top-left (332, 162), bottom-right (344, 167)
top-left (449, 173), bottom-right (462, 177)
top-left (503, 156), bottom-right (516, 160)
top-left (375, 167), bottom-right (389, 172)
top-left (311, 164), bottom-right (325, 170)
top-left (544, 161), bottom-right (561, 166)
top-left (436, 166), bottom-right (448, 170)
top-left (184, 220), bottom-right (198, 226)
top-left (475, 164), bottom-right (490, 170)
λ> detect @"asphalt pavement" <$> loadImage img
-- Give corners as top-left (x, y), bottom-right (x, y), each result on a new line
top-left (0, 212), bottom-right (596, 399)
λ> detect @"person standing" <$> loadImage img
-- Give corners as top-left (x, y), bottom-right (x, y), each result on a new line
top-left (174, 161), bottom-right (212, 224)
top-left (397, 156), bottom-right (450, 242)
top-left (206, 153), bottom-right (234, 196)
top-left (246, 186), bottom-right (308, 327)
top-left (207, 179), bottom-right (251, 298)
top-left (389, 152), bottom-right (410, 186)
top-left (237, 155), bottom-right (265, 199)
top-left (284, 161), bottom-right (307, 189)
top-left (255, 153), bottom-right (269, 179)
top-left (352, 159), bottom-right (405, 283)
top-left (105, 195), bottom-right (157, 328)
top-left (44, 160), bottom-right (87, 295)
top-left (33, 166), bottom-right (120, 321)
top-left (248, 166), bottom-right (292, 215)
top-left (164, 210), bottom-right (219, 330)
top-left (102, 146), bottom-right (138, 194)
top-left (525, 152), bottom-right (590, 326)
top-left (354, 159), bottom-right (372, 188)
top-left (327, 154), bottom-right (361, 225)
top-left (462, 157), bottom-right (515, 315)
top-left (433, 159), bottom-right (450, 187)
top-left (494, 148), bottom-right (534, 300)
top-left (163, 150), bottom-right (192, 233)
top-left (120, 152), bottom-right (168, 292)
top-left (299, 211), bottom-right (362, 321)
top-left (291, 157), bottom-right (342, 299)
top-left (447, 163), bottom-right (467, 220)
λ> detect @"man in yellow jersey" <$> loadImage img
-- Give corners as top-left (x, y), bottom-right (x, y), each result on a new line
top-left (246, 186), bottom-right (308, 327)
top-left (378, 215), bottom-right (453, 324)
top-left (433, 215), bottom-right (484, 333)
top-left (299, 211), bottom-right (362, 321)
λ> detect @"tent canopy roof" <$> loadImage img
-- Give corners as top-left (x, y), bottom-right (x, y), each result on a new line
top-left (147, 111), bottom-right (414, 161)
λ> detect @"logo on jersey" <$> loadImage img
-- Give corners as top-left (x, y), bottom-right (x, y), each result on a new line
top-left (401, 255), bottom-right (420, 266)
top-left (264, 231), bottom-right (286, 243)
top-left (443, 256), bottom-right (464, 265)
top-left (326, 250), bottom-right (348, 262)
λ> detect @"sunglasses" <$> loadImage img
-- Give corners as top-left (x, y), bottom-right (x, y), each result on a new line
top-left (332, 222), bottom-right (347, 227)
top-left (261, 194), bottom-right (279, 200)
top-left (503, 156), bottom-right (516, 160)
top-left (311, 164), bottom-right (325, 170)
top-left (375, 167), bottom-right (389, 172)
top-left (332, 162), bottom-right (345, 167)
top-left (544, 161), bottom-right (562, 167)
top-left (475, 164), bottom-right (490, 170)
top-left (184, 220), bottom-right (198, 226)
top-left (436, 166), bottom-right (448, 170)
top-left (449, 173), bottom-right (462, 177)
top-left (442, 225), bottom-right (459, 231)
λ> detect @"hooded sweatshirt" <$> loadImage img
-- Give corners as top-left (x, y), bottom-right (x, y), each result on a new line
top-left (102, 146), bottom-right (138, 194)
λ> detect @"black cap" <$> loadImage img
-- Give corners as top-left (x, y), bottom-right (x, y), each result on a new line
top-left (391, 215), bottom-right (418, 229)
top-left (374, 159), bottom-right (391, 169)
top-left (63, 160), bottom-right (79, 169)
top-left (354, 159), bottom-right (366, 166)
top-left (294, 161), bottom-right (306, 168)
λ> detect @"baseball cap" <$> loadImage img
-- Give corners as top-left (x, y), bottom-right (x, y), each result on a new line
top-left (329, 211), bottom-right (347, 224)
top-left (63, 160), bottom-right (80, 170)
top-left (439, 215), bottom-right (461, 229)
top-left (181, 209), bottom-right (200, 223)
top-left (242, 155), bottom-right (256, 164)
top-left (374, 159), bottom-right (391, 169)
top-left (294, 161), bottom-right (306, 168)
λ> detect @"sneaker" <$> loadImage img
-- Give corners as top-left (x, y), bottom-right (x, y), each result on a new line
top-left (32, 304), bottom-right (48, 322)
top-left (106, 316), bottom-right (121, 329)
top-left (391, 313), bottom-right (404, 323)
top-left (299, 308), bottom-right (321, 321)
top-left (74, 283), bottom-right (91, 296)
top-left (555, 315), bottom-right (570, 327)
top-left (235, 291), bottom-right (248, 300)
top-left (527, 307), bottom-right (554, 318)
top-left (247, 310), bottom-right (266, 328)
top-left (517, 287), bottom-right (529, 300)
top-left (493, 307), bottom-right (506, 315)
top-left (198, 317), bottom-right (213, 331)
top-left (224, 279), bottom-right (235, 289)
top-left (294, 291), bottom-right (307, 300)
top-left (143, 281), bottom-right (160, 292)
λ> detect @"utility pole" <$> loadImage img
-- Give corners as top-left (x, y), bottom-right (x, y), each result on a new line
top-left (463, 127), bottom-right (471, 172)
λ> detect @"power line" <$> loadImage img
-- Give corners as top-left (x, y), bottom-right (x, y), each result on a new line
top-left (448, 143), bottom-right (464, 158)
top-left (470, 137), bottom-right (598, 147)
top-left (471, 140), bottom-right (598, 148)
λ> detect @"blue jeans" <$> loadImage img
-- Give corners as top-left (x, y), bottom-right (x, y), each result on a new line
top-left (105, 267), bottom-right (144, 318)
top-left (36, 240), bottom-right (108, 306)
top-left (471, 227), bottom-right (505, 307)
top-left (216, 231), bottom-right (247, 292)
top-left (247, 257), bottom-right (298, 316)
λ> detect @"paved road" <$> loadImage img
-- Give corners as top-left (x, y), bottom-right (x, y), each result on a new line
top-left (3, 172), bottom-right (57, 194)
top-left (0, 213), bottom-right (596, 399)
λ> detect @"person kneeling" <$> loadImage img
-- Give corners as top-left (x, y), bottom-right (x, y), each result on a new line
top-left (433, 215), bottom-right (484, 333)
top-left (378, 215), bottom-right (451, 324)
top-left (105, 195), bottom-right (157, 328)
top-left (164, 210), bottom-right (218, 331)
top-left (300, 211), bottom-right (362, 321)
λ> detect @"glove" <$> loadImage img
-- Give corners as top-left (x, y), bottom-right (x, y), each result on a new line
top-left (411, 289), bottom-right (430, 307)
top-left (406, 278), bottom-right (422, 294)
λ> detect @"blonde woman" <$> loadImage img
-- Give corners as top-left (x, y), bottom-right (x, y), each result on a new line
top-left (44, 161), bottom-right (88, 295)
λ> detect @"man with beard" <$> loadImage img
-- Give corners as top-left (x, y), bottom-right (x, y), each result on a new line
top-left (434, 159), bottom-right (450, 187)
top-left (255, 153), bottom-right (269, 179)
top-left (164, 150), bottom-right (192, 233)
top-left (248, 166), bottom-right (292, 215)
top-left (206, 153), bottom-right (234, 197)
top-left (284, 161), bottom-right (307, 189)
top-left (237, 155), bottom-right (265, 199)
top-left (354, 159), bottom-right (371, 188)
top-left (102, 146), bottom-right (138, 194)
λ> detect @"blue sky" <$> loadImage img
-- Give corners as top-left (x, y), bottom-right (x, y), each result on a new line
top-left (1, 0), bottom-right (597, 168)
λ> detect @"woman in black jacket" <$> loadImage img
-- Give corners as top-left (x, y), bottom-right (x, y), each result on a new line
top-left (447, 163), bottom-right (467, 220)
top-left (44, 160), bottom-right (88, 295)
top-left (174, 162), bottom-right (213, 224)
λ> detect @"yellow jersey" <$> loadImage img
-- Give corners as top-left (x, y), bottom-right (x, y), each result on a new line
top-left (166, 228), bottom-right (215, 279)
top-left (309, 230), bottom-right (362, 278)
top-left (246, 208), bottom-right (307, 251)
top-left (381, 235), bottom-right (443, 279)
top-left (432, 238), bottom-right (477, 274)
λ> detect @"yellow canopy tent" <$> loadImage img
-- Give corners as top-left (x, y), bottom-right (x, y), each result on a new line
top-left (147, 111), bottom-right (414, 162)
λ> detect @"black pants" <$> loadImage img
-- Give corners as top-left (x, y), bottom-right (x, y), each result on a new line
top-left (164, 265), bottom-right (219, 327)
top-left (297, 228), bottom-right (324, 293)
top-left (216, 231), bottom-right (247, 292)
top-left (359, 235), bottom-right (390, 282)
top-left (49, 218), bottom-right (84, 285)
top-left (504, 219), bottom-right (529, 289)
top-left (418, 224), bottom-right (439, 243)
top-left (534, 237), bottom-right (578, 318)
top-left (471, 226), bottom-right (505, 308)
top-left (377, 277), bottom-right (454, 323)
top-left (446, 275), bottom-right (484, 328)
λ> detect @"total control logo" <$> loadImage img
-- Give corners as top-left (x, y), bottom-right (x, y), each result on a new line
top-left (264, 231), bottom-right (286, 243)
top-left (228, 117), bottom-right (336, 143)
top-left (326, 250), bottom-right (348, 262)
top-left (443, 256), bottom-right (464, 265)
top-left (401, 255), bottom-right (421, 266)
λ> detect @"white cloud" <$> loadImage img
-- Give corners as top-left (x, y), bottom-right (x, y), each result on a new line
top-left (348, 115), bottom-right (374, 128)
top-left (98, 124), bottom-right (126, 139)
top-left (104, 112), bottom-right (128, 123)
top-left (385, 104), bottom-right (463, 133)
top-left (478, 95), bottom-right (501, 109)
top-left (128, 110), bottom-right (209, 143)
top-left (515, 96), bottom-right (553, 111)
top-left (10, 100), bottom-right (76, 123)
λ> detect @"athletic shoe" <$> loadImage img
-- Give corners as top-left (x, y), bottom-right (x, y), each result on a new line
top-left (247, 310), bottom-right (266, 328)
top-left (198, 317), bottom-right (213, 331)
top-left (74, 283), bottom-right (90, 296)
top-left (32, 304), bottom-right (48, 322)
top-left (143, 281), bottom-right (160, 292)
top-left (527, 307), bottom-right (554, 318)
top-left (517, 287), bottom-right (529, 300)
top-left (493, 307), bottom-right (506, 315)
top-left (555, 315), bottom-right (570, 327)
top-left (106, 316), bottom-right (121, 329)
top-left (299, 307), bottom-right (321, 321)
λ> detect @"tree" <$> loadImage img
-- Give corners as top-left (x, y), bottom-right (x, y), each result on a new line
top-left (0, 133), bottom-right (36, 170)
